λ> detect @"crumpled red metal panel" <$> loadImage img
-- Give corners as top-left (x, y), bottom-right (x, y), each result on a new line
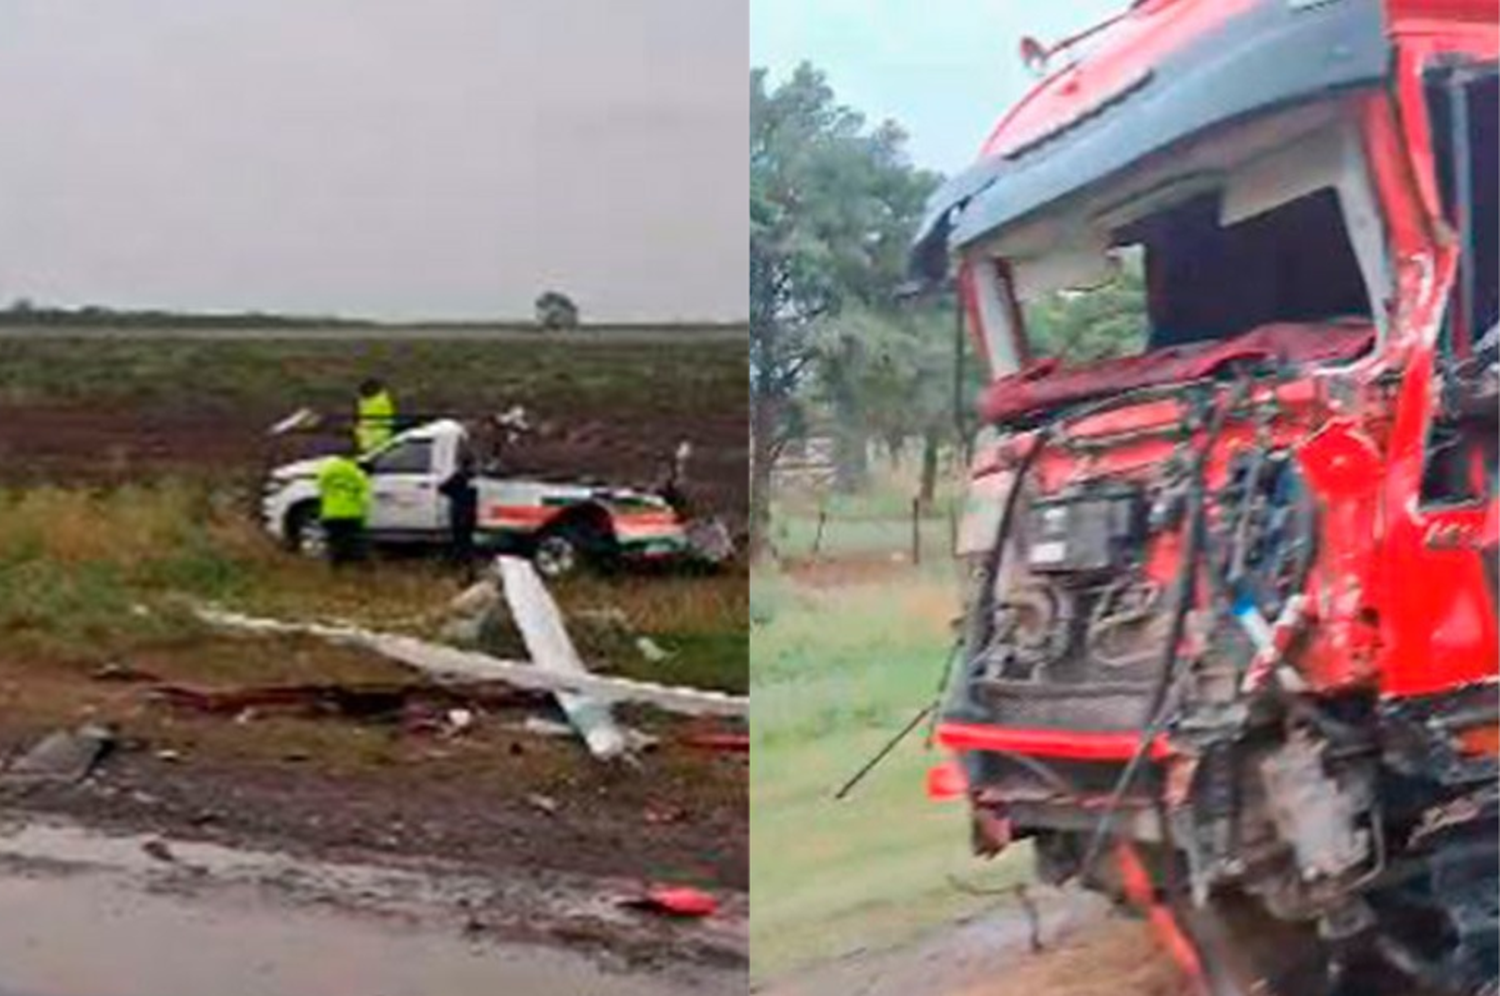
top-left (977, 320), bottom-right (1374, 424)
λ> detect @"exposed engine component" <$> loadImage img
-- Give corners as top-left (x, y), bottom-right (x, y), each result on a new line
top-left (1085, 575), bottom-right (1164, 672)
top-left (981, 581), bottom-right (1074, 680)
top-left (1258, 732), bottom-right (1373, 882)
top-left (1214, 448), bottom-right (1317, 621)
top-left (1024, 484), bottom-right (1148, 577)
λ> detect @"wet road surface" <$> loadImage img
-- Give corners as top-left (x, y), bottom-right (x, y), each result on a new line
top-left (0, 873), bottom-right (696, 996)
top-left (0, 818), bottom-right (743, 996)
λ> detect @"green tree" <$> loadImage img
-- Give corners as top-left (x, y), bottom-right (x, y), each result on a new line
top-left (534, 290), bottom-right (580, 331)
top-left (749, 63), bottom-right (937, 554)
top-left (812, 300), bottom-right (959, 502)
top-left (1025, 255), bottom-right (1147, 362)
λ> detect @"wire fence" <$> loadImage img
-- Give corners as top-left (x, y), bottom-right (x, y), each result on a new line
top-left (773, 495), bottom-right (963, 567)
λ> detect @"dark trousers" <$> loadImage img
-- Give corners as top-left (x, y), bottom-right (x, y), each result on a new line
top-left (448, 508), bottom-right (478, 577)
top-left (323, 517), bottom-right (368, 567)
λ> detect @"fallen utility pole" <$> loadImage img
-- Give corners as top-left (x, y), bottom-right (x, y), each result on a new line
top-left (497, 556), bottom-right (628, 760)
top-left (195, 607), bottom-right (747, 719)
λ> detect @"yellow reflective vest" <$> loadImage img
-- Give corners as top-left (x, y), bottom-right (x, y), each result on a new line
top-left (355, 390), bottom-right (396, 454)
top-left (317, 456), bottom-right (371, 523)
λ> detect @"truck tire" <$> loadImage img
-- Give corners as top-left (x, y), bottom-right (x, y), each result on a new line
top-left (284, 502), bottom-right (328, 559)
top-left (532, 517), bottom-right (616, 580)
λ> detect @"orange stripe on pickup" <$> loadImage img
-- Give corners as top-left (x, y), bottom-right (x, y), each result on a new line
top-left (613, 511), bottom-right (680, 528)
top-left (483, 505), bottom-right (560, 528)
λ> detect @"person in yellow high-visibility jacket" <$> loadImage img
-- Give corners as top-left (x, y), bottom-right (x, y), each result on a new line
top-left (317, 452), bottom-right (371, 566)
top-left (355, 378), bottom-right (397, 455)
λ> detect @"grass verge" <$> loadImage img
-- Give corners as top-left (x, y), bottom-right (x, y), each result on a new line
top-left (750, 563), bottom-right (1027, 982)
top-left (0, 481), bottom-right (745, 693)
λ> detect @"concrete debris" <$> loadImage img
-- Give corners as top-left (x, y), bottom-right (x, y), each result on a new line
top-left (573, 606), bottom-right (632, 631)
top-left (449, 577), bottom-right (504, 618)
top-left (635, 636), bottom-right (674, 663)
top-left (91, 661), bottom-right (156, 683)
top-left (0, 724), bottom-right (115, 787)
top-left (196, 613), bottom-right (746, 719)
top-left (685, 518), bottom-right (735, 564)
top-left (519, 717), bottom-right (575, 739)
top-left (497, 556), bottom-right (629, 761)
top-left (526, 792), bottom-right (560, 816)
top-left (444, 708), bottom-right (475, 735)
top-left (268, 407), bottom-right (321, 436)
top-left (511, 716), bottom-right (664, 753)
top-left (438, 615), bottom-right (486, 647)
top-left (440, 578), bottom-right (508, 646)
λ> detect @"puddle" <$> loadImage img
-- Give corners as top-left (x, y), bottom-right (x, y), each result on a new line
top-left (0, 819), bottom-right (744, 996)
top-left (0, 873), bottom-right (701, 996)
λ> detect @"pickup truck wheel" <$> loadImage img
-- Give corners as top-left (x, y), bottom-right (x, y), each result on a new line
top-left (532, 518), bottom-right (617, 579)
top-left (285, 503), bottom-right (328, 559)
top-left (533, 531), bottom-right (581, 579)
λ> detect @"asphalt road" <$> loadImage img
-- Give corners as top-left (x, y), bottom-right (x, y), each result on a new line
top-left (0, 820), bottom-right (741, 996)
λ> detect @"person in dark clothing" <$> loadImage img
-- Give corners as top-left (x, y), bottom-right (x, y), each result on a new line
top-left (438, 449), bottom-right (480, 577)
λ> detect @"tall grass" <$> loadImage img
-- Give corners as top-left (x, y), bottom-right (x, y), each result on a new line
top-left (0, 481), bottom-right (747, 691)
top-left (0, 483), bottom-right (266, 661)
top-left (750, 568), bottom-right (1027, 981)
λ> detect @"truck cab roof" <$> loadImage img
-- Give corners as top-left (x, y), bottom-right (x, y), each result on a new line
top-left (911, 0), bottom-right (1403, 283)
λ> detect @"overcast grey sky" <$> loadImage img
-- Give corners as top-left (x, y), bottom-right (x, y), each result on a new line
top-left (0, 0), bottom-right (747, 321)
top-left (752, 0), bottom-right (1122, 171)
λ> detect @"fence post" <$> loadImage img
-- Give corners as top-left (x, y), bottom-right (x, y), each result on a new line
top-left (911, 496), bottom-right (922, 566)
top-left (811, 506), bottom-right (828, 560)
top-left (948, 498), bottom-right (958, 559)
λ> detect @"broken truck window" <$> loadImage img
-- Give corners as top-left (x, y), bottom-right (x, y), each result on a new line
top-left (1427, 64), bottom-right (1499, 351)
top-left (1420, 62), bottom-right (1498, 507)
top-left (1015, 186), bottom-right (1373, 369)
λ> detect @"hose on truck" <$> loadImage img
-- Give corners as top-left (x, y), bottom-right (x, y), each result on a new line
top-left (1075, 382), bottom-right (1235, 888)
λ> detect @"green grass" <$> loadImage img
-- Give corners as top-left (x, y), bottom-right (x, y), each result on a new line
top-left (750, 566), bottom-right (1028, 982)
top-left (771, 509), bottom-right (956, 560)
top-left (0, 481), bottom-right (746, 693)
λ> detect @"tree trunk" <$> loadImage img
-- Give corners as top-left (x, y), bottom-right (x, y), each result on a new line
top-left (833, 424), bottom-right (868, 494)
top-left (919, 429), bottom-right (941, 509)
top-left (749, 396), bottom-right (779, 562)
top-left (885, 432), bottom-right (906, 471)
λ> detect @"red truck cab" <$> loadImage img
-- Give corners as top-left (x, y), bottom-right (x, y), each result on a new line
top-left (912, 0), bottom-right (1498, 989)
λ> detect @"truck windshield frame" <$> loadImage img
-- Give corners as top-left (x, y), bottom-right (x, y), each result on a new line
top-left (967, 108), bottom-right (1388, 371)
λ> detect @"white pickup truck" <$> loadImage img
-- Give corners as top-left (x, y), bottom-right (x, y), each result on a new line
top-left (261, 419), bottom-right (705, 577)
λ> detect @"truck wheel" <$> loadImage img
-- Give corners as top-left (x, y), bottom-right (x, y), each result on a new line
top-left (285, 503), bottom-right (328, 559)
top-left (532, 519), bottom-right (615, 579)
top-left (533, 530), bottom-right (582, 579)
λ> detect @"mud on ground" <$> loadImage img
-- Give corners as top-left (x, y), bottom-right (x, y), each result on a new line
top-left (0, 335), bottom-right (749, 527)
top-left (759, 889), bottom-right (1186, 996)
top-left (0, 637), bottom-right (747, 966)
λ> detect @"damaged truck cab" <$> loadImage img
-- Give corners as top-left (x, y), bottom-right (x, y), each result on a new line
top-left (913, 0), bottom-right (1497, 989)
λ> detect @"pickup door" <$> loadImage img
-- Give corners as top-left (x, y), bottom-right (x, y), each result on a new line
top-left (365, 435), bottom-right (446, 534)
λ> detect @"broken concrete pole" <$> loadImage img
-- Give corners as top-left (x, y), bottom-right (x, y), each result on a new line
top-left (0, 724), bottom-right (114, 787)
top-left (496, 556), bottom-right (630, 760)
top-left (195, 609), bottom-right (746, 719)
